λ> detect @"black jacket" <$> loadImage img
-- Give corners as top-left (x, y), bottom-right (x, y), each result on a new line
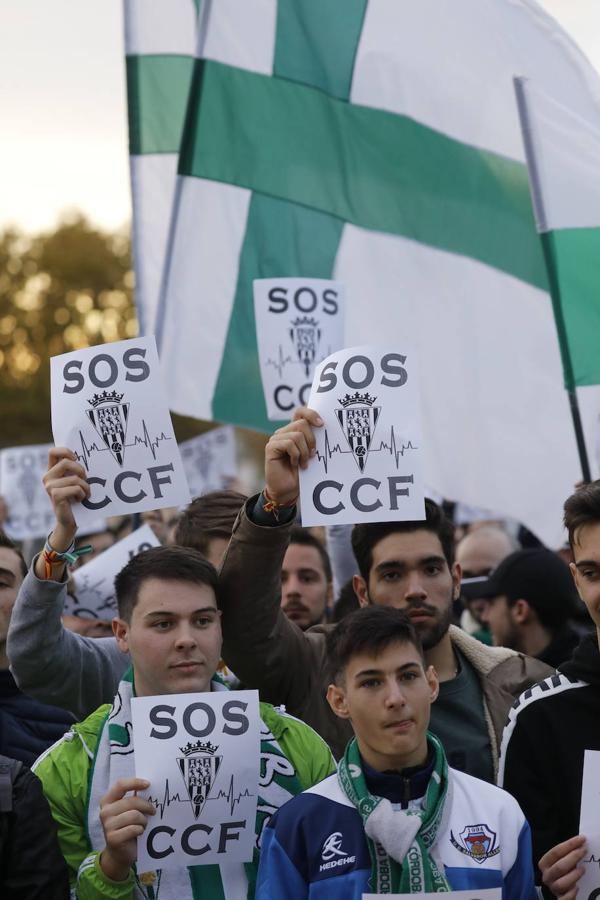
top-left (0, 757), bottom-right (69, 898)
top-left (0, 670), bottom-right (74, 766)
top-left (498, 634), bottom-right (600, 891)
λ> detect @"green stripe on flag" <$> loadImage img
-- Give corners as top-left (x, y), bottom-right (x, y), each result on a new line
top-left (126, 55), bottom-right (195, 155)
top-left (275, 0), bottom-right (368, 96)
top-left (180, 60), bottom-right (547, 290)
top-left (211, 2), bottom-right (367, 428)
top-left (211, 196), bottom-right (344, 430)
top-left (545, 227), bottom-right (600, 386)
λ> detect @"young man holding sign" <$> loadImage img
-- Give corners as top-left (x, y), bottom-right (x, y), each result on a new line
top-left (257, 606), bottom-right (536, 898)
top-left (219, 406), bottom-right (550, 774)
top-left (31, 451), bottom-right (334, 899)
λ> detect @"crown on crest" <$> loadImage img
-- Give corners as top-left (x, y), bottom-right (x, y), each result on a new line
top-left (87, 390), bottom-right (124, 408)
top-left (338, 391), bottom-right (377, 408)
top-left (290, 316), bottom-right (319, 328)
top-left (179, 740), bottom-right (219, 757)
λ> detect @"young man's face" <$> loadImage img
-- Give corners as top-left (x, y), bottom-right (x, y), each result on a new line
top-left (281, 543), bottom-right (332, 631)
top-left (327, 640), bottom-right (438, 770)
top-left (353, 530), bottom-right (460, 650)
top-left (480, 595), bottom-right (519, 649)
top-left (570, 522), bottom-right (600, 630)
top-left (114, 577), bottom-right (222, 697)
top-left (0, 547), bottom-right (24, 648)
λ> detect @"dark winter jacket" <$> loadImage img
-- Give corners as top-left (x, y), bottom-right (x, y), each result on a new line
top-left (0, 669), bottom-right (74, 765)
top-left (498, 633), bottom-right (600, 893)
top-left (0, 755), bottom-right (69, 898)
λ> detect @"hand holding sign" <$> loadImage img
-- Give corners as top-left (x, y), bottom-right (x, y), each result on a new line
top-left (538, 836), bottom-right (587, 900)
top-left (98, 777), bottom-right (156, 883)
top-left (264, 408), bottom-right (323, 506)
top-left (299, 346), bottom-right (426, 526)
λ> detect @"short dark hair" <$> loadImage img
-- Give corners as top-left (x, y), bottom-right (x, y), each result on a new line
top-left (114, 545), bottom-right (219, 621)
top-left (331, 578), bottom-right (360, 623)
top-left (325, 606), bottom-right (424, 684)
top-left (351, 498), bottom-right (455, 580)
top-left (564, 481), bottom-right (600, 550)
top-left (288, 526), bottom-right (332, 582)
top-left (0, 530), bottom-right (27, 579)
top-left (490, 548), bottom-right (577, 630)
top-left (175, 490), bottom-right (247, 556)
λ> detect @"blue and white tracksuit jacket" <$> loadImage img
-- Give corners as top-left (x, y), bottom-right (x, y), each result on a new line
top-left (256, 767), bottom-right (536, 899)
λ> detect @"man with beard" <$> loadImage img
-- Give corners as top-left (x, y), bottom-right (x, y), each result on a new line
top-left (219, 408), bottom-right (551, 776)
top-left (280, 527), bottom-right (333, 630)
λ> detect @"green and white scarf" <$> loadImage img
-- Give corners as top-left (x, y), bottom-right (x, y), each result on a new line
top-left (337, 733), bottom-right (452, 893)
top-left (84, 669), bottom-right (303, 900)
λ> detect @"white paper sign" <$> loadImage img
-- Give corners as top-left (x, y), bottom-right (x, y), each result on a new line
top-left (132, 689), bottom-right (260, 872)
top-left (299, 346), bottom-right (426, 526)
top-left (65, 524), bottom-right (160, 619)
top-left (363, 892), bottom-right (500, 899)
top-left (50, 337), bottom-right (190, 527)
top-left (254, 278), bottom-right (345, 420)
top-left (180, 426), bottom-right (237, 498)
top-left (0, 443), bottom-right (55, 540)
top-left (578, 750), bottom-right (600, 899)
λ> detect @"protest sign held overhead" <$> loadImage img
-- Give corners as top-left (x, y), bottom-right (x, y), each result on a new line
top-left (50, 336), bottom-right (190, 527)
top-left (254, 278), bottom-right (345, 420)
top-left (132, 689), bottom-right (260, 872)
top-left (65, 524), bottom-right (160, 620)
top-left (180, 426), bottom-right (236, 498)
top-left (0, 443), bottom-right (55, 540)
top-left (299, 346), bottom-right (425, 527)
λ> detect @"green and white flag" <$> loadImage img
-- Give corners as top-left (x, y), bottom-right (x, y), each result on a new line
top-left (124, 0), bottom-right (198, 334)
top-left (515, 76), bottom-right (600, 389)
top-left (156, 0), bottom-right (600, 545)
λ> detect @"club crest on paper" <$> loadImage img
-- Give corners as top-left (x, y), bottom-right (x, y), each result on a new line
top-left (451, 824), bottom-right (500, 864)
top-left (86, 390), bottom-right (130, 466)
top-left (289, 316), bottom-right (321, 377)
top-left (177, 740), bottom-right (222, 820)
top-left (335, 392), bottom-right (381, 473)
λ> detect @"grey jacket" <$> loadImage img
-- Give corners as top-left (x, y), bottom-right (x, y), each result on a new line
top-left (220, 500), bottom-right (554, 766)
top-left (7, 568), bottom-right (128, 719)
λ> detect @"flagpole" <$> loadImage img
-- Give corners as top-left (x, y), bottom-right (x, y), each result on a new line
top-left (513, 76), bottom-right (592, 483)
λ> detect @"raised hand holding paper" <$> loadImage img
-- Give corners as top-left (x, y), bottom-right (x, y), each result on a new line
top-left (50, 337), bottom-right (190, 526)
top-left (299, 346), bottom-right (425, 526)
top-left (180, 426), bottom-right (236, 498)
top-left (254, 278), bottom-right (345, 420)
top-left (132, 689), bottom-right (260, 872)
top-left (66, 524), bottom-right (160, 620)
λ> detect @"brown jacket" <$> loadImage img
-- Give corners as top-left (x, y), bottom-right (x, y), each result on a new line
top-left (219, 501), bottom-right (553, 768)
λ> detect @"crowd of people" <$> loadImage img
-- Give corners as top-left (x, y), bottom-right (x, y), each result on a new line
top-left (0, 406), bottom-right (597, 898)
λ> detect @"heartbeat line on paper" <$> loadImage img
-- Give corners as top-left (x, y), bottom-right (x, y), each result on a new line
top-left (208, 775), bottom-right (254, 816)
top-left (148, 779), bottom-right (187, 819)
top-left (315, 425), bottom-right (417, 475)
top-left (74, 421), bottom-right (172, 468)
top-left (265, 345), bottom-right (295, 379)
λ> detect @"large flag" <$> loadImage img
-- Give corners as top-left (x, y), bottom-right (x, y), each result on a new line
top-left (123, 0), bottom-right (198, 334)
top-left (155, 0), bottom-right (600, 545)
top-left (515, 77), bottom-right (600, 388)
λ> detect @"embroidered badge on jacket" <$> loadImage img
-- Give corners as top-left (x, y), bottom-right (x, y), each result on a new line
top-left (450, 824), bottom-right (500, 864)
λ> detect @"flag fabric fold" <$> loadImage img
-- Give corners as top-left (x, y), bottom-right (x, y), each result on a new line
top-left (140, 0), bottom-right (600, 544)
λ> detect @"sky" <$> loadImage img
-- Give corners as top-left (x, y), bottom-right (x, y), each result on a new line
top-left (1, 0), bottom-right (599, 234)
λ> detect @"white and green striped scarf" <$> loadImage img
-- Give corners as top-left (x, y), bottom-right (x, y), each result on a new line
top-left (337, 734), bottom-right (452, 893)
top-left (83, 669), bottom-right (302, 899)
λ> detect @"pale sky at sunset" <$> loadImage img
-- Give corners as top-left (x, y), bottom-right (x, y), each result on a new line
top-left (1, 0), bottom-right (599, 234)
